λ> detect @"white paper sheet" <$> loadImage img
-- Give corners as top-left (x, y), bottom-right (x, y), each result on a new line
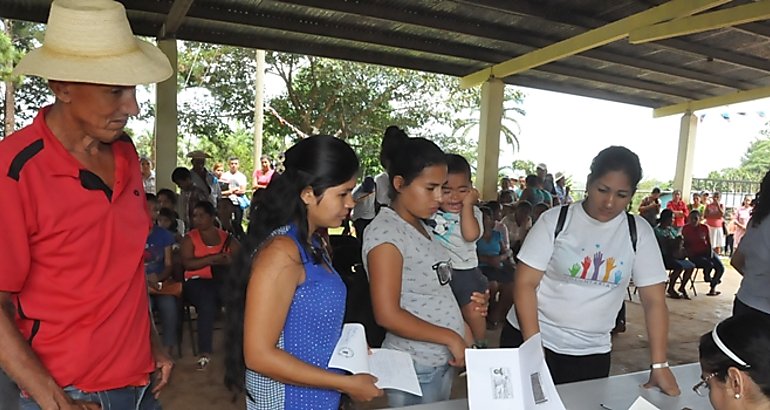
top-left (628, 396), bottom-right (661, 410)
top-left (465, 333), bottom-right (566, 410)
top-left (328, 323), bottom-right (423, 396)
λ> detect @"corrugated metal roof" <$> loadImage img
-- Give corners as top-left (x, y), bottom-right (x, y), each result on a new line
top-left (2, 0), bottom-right (769, 108)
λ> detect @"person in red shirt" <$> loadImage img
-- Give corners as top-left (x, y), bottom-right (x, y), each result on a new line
top-left (682, 211), bottom-right (725, 296)
top-left (0, 0), bottom-right (173, 408)
top-left (666, 189), bottom-right (689, 232)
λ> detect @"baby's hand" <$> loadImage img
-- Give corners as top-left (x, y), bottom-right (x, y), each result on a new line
top-left (464, 188), bottom-right (480, 208)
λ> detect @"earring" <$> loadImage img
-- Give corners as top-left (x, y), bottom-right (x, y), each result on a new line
top-left (734, 393), bottom-right (741, 399)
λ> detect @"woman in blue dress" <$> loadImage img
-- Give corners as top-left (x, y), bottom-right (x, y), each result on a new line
top-left (224, 135), bottom-right (382, 409)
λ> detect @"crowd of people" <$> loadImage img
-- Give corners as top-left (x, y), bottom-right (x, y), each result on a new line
top-left (1, 2), bottom-right (770, 410)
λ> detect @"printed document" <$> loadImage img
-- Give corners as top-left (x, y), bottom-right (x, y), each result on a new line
top-left (328, 323), bottom-right (422, 396)
top-left (466, 333), bottom-right (566, 410)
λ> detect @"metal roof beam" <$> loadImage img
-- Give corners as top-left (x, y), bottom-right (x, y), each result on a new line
top-left (460, 0), bottom-right (730, 88)
top-left (629, 0), bottom-right (770, 44)
top-left (158, 0), bottom-right (195, 39)
top-left (273, 0), bottom-right (753, 90)
top-left (483, 1), bottom-right (770, 75)
top-left (654, 84), bottom-right (770, 117)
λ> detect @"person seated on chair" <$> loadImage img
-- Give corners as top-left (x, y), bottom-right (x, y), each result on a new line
top-left (145, 194), bottom-right (179, 357)
top-left (181, 201), bottom-right (240, 371)
top-left (696, 314), bottom-right (770, 409)
top-left (655, 209), bottom-right (696, 300)
top-left (682, 210), bottom-right (724, 296)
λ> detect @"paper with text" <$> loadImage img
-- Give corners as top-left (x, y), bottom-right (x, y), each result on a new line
top-left (328, 323), bottom-right (422, 396)
top-left (466, 334), bottom-right (566, 410)
top-left (628, 396), bottom-right (661, 410)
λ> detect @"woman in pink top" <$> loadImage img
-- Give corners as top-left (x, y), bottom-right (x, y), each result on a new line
top-left (252, 155), bottom-right (274, 190)
top-left (666, 190), bottom-right (689, 231)
top-left (704, 191), bottom-right (725, 254)
top-left (734, 195), bottom-right (753, 248)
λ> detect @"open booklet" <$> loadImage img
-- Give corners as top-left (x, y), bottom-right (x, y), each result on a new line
top-left (465, 333), bottom-right (566, 410)
top-left (328, 323), bottom-right (422, 397)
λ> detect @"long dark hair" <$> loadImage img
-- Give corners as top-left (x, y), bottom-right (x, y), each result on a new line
top-left (386, 137), bottom-right (446, 201)
top-left (751, 169), bottom-right (770, 227)
top-left (587, 146), bottom-right (643, 192)
top-left (699, 314), bottom-right (770, 397)
top-left (224, 135), bottom-right (359, 397)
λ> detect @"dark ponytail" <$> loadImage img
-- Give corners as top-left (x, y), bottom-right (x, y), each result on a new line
top-left (751, 169), bottom-right (770, 227)
top-left (224, 135), bottom-right (359, 397)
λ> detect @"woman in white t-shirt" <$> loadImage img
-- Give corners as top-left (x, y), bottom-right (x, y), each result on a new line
top-left (502, 146), bottom-right (681, 396)
top-left (731, 170), bottom-right (770, 319)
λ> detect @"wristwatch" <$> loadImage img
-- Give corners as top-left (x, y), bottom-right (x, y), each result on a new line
top-left (650, 362), bottom-right (669, 369)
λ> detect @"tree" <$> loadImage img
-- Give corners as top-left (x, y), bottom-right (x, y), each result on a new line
top-left (704, 137), bottom-right (770, 185)
top-left (452, 86), bottom-right (526, 155)
top-left (265, 53), bottom-right (480, 177)
top-left (0, 20), bottom-right (50, 139)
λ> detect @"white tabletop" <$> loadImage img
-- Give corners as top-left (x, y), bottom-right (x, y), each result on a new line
top-left (395, 363), bottom-right (711, 410)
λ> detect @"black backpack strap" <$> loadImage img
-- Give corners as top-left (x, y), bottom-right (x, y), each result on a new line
top-left (627, 212), bottom-right (637, 252)
top-left (554, 205), bottom-right (570, 239)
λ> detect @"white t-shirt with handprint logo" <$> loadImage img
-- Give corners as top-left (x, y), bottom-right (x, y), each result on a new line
top-left (506, 201), bottom-right (666, 355)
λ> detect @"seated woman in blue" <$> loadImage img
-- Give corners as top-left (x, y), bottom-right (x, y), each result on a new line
top-left (224, 136), bottom-right (382, 410)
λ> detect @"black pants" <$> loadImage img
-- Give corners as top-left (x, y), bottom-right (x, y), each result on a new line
top-left (184, 279), bottom-right (219, 354)
top-left (499, 322), bottom-right (611, 385)
top-left (733, 297), bottom-right (770, 319)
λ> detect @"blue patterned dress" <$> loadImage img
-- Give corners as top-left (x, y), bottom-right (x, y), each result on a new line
top-left (246, 225), bottom-right (347, 409)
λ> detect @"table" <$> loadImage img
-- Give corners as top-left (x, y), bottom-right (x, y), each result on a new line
top-left (394, 363), bottom-right (712, 410)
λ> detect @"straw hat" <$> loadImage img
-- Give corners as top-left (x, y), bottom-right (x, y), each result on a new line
top-left (13, 0), bottom-right (172, 85)
top-left (186, 150), bottom-right (211, 159)
top-left (554, 172), bottom-right (565, 181)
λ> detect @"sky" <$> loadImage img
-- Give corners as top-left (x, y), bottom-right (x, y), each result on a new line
top-left (502, 88), bottom-right (770, 184)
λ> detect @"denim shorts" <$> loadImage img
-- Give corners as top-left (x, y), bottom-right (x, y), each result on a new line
top-left (386, 361), bottom-right (455, 407)
top-left (20, 383), bottom-right (160, 410)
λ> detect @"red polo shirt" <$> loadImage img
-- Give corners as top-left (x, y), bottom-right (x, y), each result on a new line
top-left (0, 107), bottom-right (154, 392)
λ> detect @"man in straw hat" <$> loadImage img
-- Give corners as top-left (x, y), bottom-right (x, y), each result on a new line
top-left (186, 150), bottom-right (220, 208)
top-left (0, 0), bottom-right (174, 408)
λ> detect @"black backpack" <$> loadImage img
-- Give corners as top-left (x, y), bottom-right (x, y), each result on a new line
top-left (554, 204), bottom-right (637, 252)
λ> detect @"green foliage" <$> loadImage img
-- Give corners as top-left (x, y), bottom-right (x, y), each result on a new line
top-left (510, 159), bottom-right (536, 176)
top-left (452, 86), bottom-right (526, 156)
top-left (705, 136), bottom-right (770, 185)
top-left (1, 20), bottom-right (50, 136)
top-left (265, 53), bottom-right (480, 177)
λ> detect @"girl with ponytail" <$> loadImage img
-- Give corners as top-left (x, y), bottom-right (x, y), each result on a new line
top-left (224, 135), bottom-right (382, 409)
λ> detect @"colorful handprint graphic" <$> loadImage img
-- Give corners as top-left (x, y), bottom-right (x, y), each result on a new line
top-left (569, 263), bottom-right (580, 277)
top-left (580, 256), bottom-right (591, 279)
top-left (591, 252), bottom-right (605, 281)
top-left (603, 257), bottom-right (617, 282)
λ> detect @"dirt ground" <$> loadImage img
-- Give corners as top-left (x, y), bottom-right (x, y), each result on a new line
top-left (159, 261), bottom-right (739, 409)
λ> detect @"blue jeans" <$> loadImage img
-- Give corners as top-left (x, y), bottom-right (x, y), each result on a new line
top-left (386, 362), bottom-right (454, 407)
top-left (150, 295), bottom-right (178, 348)
top-left (689, 254), bottom-right (725, 288)
top-left (20, 384), bottom-right (160, 410)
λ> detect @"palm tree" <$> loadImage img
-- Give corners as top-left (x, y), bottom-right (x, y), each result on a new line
top-left (452, 87), bottom-right (526, 154)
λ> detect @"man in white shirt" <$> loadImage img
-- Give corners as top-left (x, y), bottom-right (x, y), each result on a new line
top-left (219, 156), bottom-right (248, 225)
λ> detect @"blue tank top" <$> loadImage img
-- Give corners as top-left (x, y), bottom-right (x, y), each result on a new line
top-left (246, 225), bottom-right (347, 410)
top-left (477, 231), bottom-right (503, 267)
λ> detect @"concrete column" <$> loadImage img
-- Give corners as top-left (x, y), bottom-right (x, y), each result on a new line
top-left (476, 78), bottom-right (504, 201)
top-left (673, 111), bottom-right (698, 200)
top-left (253, 49), bottom-right (266, 171)
top-left (154, 38), bottom-right (178, 191)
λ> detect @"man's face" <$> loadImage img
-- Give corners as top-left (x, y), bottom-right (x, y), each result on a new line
top-left (140, 160), bottom-right (152, 175)
top-left (536, 168), bottom-right (546, 179)
top-left (191, 158), bottom-right (205, 170)
top-left (229, 160), bottom-right (239, 173)
top-left (52, 82), bottom-right (139, 143)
